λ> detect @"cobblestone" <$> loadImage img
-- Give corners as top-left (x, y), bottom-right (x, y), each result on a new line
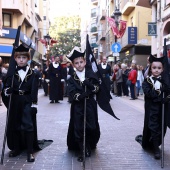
top-left (0, 90), bottom-right (170, 170)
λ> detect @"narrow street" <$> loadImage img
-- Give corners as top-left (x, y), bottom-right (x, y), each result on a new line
top-left (0, 89), bottom-right (170, 170)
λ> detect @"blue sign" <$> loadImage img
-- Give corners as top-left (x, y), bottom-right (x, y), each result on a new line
top-left (111, 42), bottom-right (122, 53)
top-left (128, 27), bottom-right (137, 44)
top-left (2, 27), bottom-right (36, 50)
top-left (0, 45), bottom-right (13, 53)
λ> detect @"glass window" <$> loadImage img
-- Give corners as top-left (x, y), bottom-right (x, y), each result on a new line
top-left (3, 13), bottom-right (11, 27)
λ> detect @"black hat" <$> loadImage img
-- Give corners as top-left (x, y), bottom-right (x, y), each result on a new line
top-left (67, 46), bottom-right (85, 62)
top-left (15, 44), bottom-right (30, 52)
top-left (149, 54), bottom-right (164, 63)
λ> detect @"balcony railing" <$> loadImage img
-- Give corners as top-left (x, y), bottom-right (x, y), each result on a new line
top-left (121, 0), bottom-right (135, 15)
top-left (91, 12), bottom-right (97, 18)
top-left (91, 26), bottom-right (97, 32)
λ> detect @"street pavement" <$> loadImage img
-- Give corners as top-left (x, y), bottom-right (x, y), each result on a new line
top-left (0, 89), bottom-right (170, 170)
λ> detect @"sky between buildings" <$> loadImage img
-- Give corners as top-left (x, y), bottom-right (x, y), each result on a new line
top-left (49, 0), bottom-right (81, 20)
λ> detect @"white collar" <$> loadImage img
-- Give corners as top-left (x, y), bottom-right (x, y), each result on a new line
top-left (52, 62), bottom-right (59, 68)
top-left (76, 69), bottom-right (85, 82)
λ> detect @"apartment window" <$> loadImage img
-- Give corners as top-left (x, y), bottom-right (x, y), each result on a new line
top-left (43, 16), bottom-right (46, 20)
top-left (3, 13), bottom-right (11, 27)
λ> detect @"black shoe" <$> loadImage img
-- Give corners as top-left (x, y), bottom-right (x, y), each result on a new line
top-left (9, 150), bottom-right (20, 157)
top-left (77, 155), bottom-right (83, 162)
top-left (154, 149), bottom-right (160, 159)
top-left (55, 100), bottom-right (60, 103)
top-left (27, 154), bottom-right (35, 162)
top-left (50, 100), bottom-right (54, 103)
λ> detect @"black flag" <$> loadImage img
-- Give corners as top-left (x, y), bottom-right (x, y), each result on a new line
top-left (86, 34), bottom-right (119, 120)
top-left (6, 25), bottom-right (21, 78)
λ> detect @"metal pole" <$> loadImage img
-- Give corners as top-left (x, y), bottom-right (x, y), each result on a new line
top-left (83, 86), bottom-right (87, 170)
top-left (161, 93), bottom-right (165, 168)
top-left (1, 75), bottom-right (14, 165)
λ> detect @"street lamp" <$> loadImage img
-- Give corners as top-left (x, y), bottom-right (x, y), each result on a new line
top-left (44, 33), bottom-right (51, 65)
top-left (111, 8), bottom-right (122, 64)
top-left (44, 33), bottom-right (51, 50)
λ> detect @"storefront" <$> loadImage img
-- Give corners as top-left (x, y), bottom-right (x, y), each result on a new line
top-left (0, 27), bottom-right (42, 66)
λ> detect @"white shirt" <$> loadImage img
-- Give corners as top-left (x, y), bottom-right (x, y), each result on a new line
top-left (149, 75), bottom-right (161, 90)
top-left (76, 69), bottom-right (85, 82)
top-left (18, 66), bottom-right (29, 82)
top-left (101, 63), bottom-right (107, 69)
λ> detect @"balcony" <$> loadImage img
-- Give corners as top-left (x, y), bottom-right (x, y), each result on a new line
top-left (99, 10), bottom-right (106, 21)
top-left (91, 26), bottom-right (98, 36)
top-left (121, 0), bottom-right (135, 16)
top-left (2, 0), bottom-right (23, 14)
top-left (91, 0), bottom-right (98, 6)
top-left (135, 0), bottom-right (151, 8)
top-left (91, 12), bottom-right (97, 18)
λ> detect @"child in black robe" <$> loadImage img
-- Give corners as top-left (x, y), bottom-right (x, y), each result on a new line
top-left (66, 47), bottom-right (100, 162)
top-left (2, 44), bottom-right (38, 162)
top-left (135, 54), bottom-right (170, 159)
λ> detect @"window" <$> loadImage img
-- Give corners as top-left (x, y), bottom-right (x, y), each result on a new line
top-left (43, 16), bottom-right (46, 20)
top-left (2, 13), bottom-right (11, 27)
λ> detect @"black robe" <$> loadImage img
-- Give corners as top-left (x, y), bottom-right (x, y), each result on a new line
top-left (67, 69), bottom-right (100, 150)
top-left (49, 63), bottom-right (63, 101)
top-left (2, 68), bottom-right (41, 151)
top-left (98, 64), bottom-right (111, 97)
top-left (136, 77), bottom-right (167, 149)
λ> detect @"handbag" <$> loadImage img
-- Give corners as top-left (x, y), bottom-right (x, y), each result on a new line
top-left (126, 79), bottom-right (132, 86)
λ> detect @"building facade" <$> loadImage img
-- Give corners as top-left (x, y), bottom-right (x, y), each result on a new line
top-left (0, 0), bottom-right (50, 66)
top-left (81, 0), bottom-right (152, 67)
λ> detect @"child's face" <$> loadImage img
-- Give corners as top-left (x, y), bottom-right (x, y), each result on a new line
top-left (73, 57), bottom-right (86, 72)
top-left (151, 61), bottom-right (163, 77)
top-left (15, 55), bottom-right (28, 67)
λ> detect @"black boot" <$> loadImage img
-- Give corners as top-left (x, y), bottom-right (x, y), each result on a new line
top-left (26, 132), bottom-right (35, 162)
top-left (153, 141), bottom-right (160, 159)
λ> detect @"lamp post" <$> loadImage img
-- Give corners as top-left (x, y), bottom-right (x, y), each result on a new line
top-left (44, 33), bottom-right (51, 65)
top-left (111, 8), bottom-right (122, 64)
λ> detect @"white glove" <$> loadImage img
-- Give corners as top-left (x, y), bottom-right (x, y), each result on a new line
top-left (31, 104), bottom-right (38, 108)
top-left (61, 79), bottom-right (65, 82)
top-left (67, 75), bottom-right (71, 80)
top-left (45, 79), bottom-right (50, 83)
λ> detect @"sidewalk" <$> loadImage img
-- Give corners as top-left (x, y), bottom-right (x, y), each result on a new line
top-left (0, 90), bottom-right (170, 170)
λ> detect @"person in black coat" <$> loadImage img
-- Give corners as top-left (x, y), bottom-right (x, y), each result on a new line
top-left (2, 44), bottom-right (39, 162)
top-left (48, 56), bottom-right (63, 103)
top-left (42, 60), bottom-right (50, 96)
top-left (98, 56), bottom-right (111, 97)
top-left (66, 47), bottom-right (100, 162)
top-left (135, 54), bottom-right (170, 160)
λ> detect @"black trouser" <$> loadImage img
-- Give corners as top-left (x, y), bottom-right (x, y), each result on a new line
top-left (117, 82), bottom-right (122, 96)
top-left (148, 103), bottom-right (162, 142)
top-left (13, 131), bottom-right (34, 154)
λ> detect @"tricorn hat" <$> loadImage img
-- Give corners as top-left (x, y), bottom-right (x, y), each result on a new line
top-left (67, 46), bottom-right (85, 62)
top-left (149, 54), bottom-right (164, 63)
top-left (15, 43), bottom-right (30, 52)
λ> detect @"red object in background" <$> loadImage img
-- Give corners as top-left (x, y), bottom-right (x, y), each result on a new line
top-left (168, 49), bottom-right (170, 58)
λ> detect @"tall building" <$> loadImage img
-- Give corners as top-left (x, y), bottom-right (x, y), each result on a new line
top-left (81, 0), bottom-right (152, 66)
top-left (137, 0), bottom-right (170, 56)
top-left (0, 0), bottom-right (50, 65)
